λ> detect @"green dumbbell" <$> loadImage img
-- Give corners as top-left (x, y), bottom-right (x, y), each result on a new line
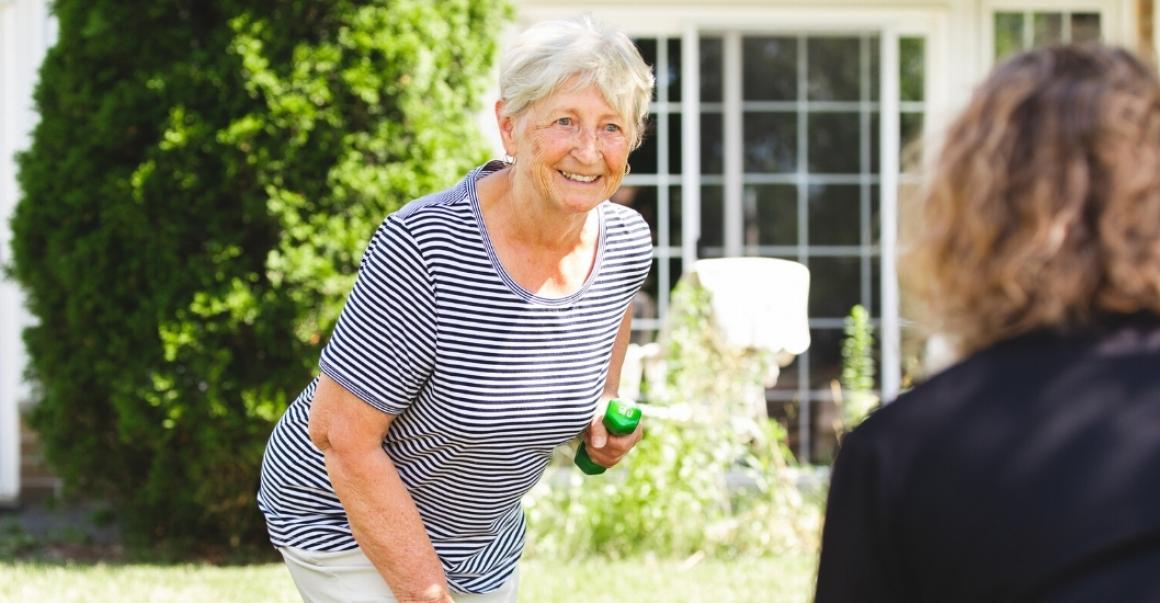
top-left (575, 398), bottom-right (642, 475)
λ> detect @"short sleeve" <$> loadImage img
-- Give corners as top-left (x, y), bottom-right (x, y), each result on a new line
top-left (319, 215), bottom-right (437, 414)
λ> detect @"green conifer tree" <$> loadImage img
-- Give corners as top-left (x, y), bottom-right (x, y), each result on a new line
top-left (9, 0), bottom-right (510, 553)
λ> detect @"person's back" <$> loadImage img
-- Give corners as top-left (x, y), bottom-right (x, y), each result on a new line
top-left (819, 318), bottom-right (1160, 601)
top-left (815, 43), bottom-right (1160, 602)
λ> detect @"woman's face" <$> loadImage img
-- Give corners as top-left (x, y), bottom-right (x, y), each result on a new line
top-left (502, 82), bottom-right (632, 216)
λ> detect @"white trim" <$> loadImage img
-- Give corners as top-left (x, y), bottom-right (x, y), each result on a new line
top-left (655, 39), bottom-right (674, 318)
top-left (1, 0), bottom-right (51, 505)
top-left (680, 26), bottom-right (700, 267)
top-left (794, 35), bottom-right (811, 459)
top-left (879, 30), bottom-right (903, 403)
top-left (722, 32), bottom-right (743, 258)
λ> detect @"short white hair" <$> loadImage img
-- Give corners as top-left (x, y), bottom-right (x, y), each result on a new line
top-left (499, 15), bottom-right (655, 149)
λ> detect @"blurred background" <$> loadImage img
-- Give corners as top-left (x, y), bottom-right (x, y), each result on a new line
top-left (1, 1), bottom-right (1157, 601)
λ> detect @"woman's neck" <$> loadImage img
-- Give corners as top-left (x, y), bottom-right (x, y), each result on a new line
top-left (477, 168), bottom-right (596, 253)
top-left (474, 167), bottom-right (601, 298)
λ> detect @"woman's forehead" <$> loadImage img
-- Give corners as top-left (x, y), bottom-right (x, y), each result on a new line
top-left (533, 83), bottom-right (622, 118)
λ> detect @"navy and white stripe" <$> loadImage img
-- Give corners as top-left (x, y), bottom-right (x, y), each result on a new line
top-left (258, 161), bottom-right (653, 594)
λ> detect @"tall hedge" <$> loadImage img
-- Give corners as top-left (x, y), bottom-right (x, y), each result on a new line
top-left (9, 0), bottom-right (510, 553)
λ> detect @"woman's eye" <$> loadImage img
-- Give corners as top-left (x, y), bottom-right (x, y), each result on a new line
top-left (556, 117), bottom-right (573, 126)
top-left (604, 123), bottom-right (623, 133)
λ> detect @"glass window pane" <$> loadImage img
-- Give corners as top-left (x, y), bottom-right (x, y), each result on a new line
top-left (700, 37), bottom-right (723, 102)
top-left (668, 185), bottom-right (684, 248)
top-left (743, 36), bottom-right (798, 101)
top-left (632, 115), bottom-right (659, 175)
top-left (807, 37), bottom-right (861, 101)
top-left (1071, 13), bottom-right (1101, 43)
top-left (635, 38), bottom-right (658, 102)
top-left (808, 184), bottom-right (860, 246)
top-left (745, 184), bottom-right (797, 246)
top-left (668, 257), bottom-right (684, 292)
top-left (744, 112), bottom-right (797, 173)
top-left (701, 112), bottom-right (724, 174)
top-left (636, 258), bottom-right (661, 322)
top-left (1032, 12), bottom-right (1063, 47)
top-left (666, 38), bottom-right (682, 102)
top-left (995, 12), bottom-right (1025, 59)
top-left (900, 37), bottom-right (925, 102)
top-left (612, 185), bottom-right (658, 246)
top-left (869, 38), bottom-right (880, 102)
top-left (808, 256), bottom-right (861, 318)
top-left (871, 113), bottom-right (921, 173)
top-left (808, 328), bottom-right (844, 390)
top-left (700, 185), bottom-right (725, 255)
top-left (668, 113), bottom-right (682, 175)
top-left (771, 350), bottom-right (802, 391)
top-left (901, 111), bottom-right (924, 154)
top-left (811, 396), bottom-right (841, 463)
top-left (808, 112), bottom-right (861, 174)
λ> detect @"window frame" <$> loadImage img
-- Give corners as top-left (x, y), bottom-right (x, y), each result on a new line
top-left (980, 0), bottom-right (1132, 70)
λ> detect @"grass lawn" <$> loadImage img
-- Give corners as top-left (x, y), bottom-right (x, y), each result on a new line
top-left (0, 554), bottom-right (816, 602)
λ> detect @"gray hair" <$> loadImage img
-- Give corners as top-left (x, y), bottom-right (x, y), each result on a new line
top-left (499, 15), bottom-right (655, 149)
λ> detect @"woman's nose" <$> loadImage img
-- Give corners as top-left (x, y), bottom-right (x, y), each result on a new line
top-left (572, 128), bottom-right (600, 162)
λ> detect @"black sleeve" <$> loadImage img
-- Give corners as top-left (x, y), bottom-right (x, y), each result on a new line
top-left (814, 427), bottom-right (903, 602)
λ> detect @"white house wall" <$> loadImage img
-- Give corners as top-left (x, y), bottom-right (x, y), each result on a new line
top-left (0, 0), bottom-right (53, 506)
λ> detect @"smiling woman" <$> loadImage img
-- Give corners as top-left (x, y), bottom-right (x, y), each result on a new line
top-left (256, 14), bottom-right (655, 603)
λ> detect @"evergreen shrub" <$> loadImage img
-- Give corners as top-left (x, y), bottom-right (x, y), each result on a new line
top-left (9, 0), bottom-right (510, 554)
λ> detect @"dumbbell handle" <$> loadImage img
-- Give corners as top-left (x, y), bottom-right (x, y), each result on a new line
top-left (574, 398), bottom-right (642, 475)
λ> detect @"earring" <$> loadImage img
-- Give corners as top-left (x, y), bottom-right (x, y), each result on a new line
top-left (503, 154), bottom-right (516, 166)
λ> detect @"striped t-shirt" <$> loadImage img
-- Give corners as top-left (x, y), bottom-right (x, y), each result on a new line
top-left (257, 161), bottom-right (653, 593)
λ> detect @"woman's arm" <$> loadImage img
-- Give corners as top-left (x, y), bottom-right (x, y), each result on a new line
top-left (309, 374), bottom-right (452, 603)
top-left (603, 304), bottom-right (635, 399)
top-left (582, 305), bottom-right (643, 466)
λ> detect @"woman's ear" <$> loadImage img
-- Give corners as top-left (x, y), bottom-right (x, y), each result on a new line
top-left (496, 100), bottom-right (517, 156)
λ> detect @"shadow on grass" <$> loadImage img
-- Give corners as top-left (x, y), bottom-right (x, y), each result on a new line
top-left (0, 495), bottom-right (280, 566)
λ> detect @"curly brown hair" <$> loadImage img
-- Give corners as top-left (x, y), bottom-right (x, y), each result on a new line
top-left (902, 43), bottom-right (1160, 356)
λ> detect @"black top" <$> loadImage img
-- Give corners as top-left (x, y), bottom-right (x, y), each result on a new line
top-left (815, 316), bottom-right (1160, 602)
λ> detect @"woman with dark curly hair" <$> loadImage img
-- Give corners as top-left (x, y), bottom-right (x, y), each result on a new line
top-left (815, 43), bottom-right (1160, 602)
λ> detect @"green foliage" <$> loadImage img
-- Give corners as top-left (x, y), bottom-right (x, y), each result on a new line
top-left (0, 520), bottom-right (38, 558)
top-left (838, 304), bottom-right (878, 430)
top-left (8, 0), bottom-right (511, 554)
top-left (524, 276), bottom-right (821, 559)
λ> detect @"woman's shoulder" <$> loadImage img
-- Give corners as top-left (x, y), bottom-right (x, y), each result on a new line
top-left (852, 324), bottom-right (1138, 448)
top-left (395, 165), bottom-right (497, 221)
top-left (603, 200), bottom-right (652, 241)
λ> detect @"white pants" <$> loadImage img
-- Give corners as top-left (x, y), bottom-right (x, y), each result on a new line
top-left (279, 546), bottom-right (519, 603)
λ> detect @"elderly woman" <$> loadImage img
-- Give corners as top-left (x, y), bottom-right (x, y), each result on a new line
top-left (815, 43), bottom-right (1160, 602)
top-left (257, 16), bottom-right (654, 603)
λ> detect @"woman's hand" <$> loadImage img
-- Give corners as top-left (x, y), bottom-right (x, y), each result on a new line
top-left (580, 396), bottom-right (644, 469)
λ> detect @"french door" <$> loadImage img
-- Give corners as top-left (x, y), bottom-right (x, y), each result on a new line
top-left (619, 27), bottom-right (922, 462)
